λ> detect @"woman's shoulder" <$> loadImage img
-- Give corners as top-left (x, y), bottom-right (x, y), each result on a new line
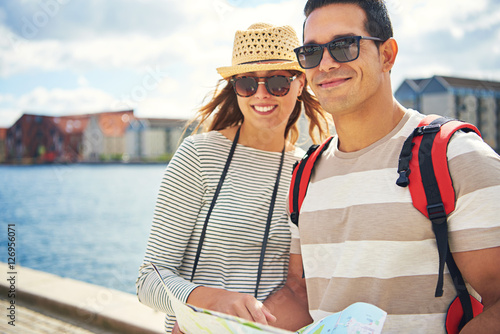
top-left (182, 130), bottom-right (307, 162)
top-left (288, 146), bottom-right (306, 160)
top-left (174, 131), bottom-right (234, 162)
top-left (182, 130), bottom-right (231, 148)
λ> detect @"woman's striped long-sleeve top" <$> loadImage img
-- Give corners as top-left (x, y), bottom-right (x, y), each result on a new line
top-left (136, 130), bottom-right (304, 332)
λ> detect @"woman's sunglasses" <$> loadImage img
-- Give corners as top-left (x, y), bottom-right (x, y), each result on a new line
top-left (230, 75), bottom-right (297, 97)
top-left (294, 35), bottom-right (385, 69)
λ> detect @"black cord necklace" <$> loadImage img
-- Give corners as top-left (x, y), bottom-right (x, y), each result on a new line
top-left (190, 127), bottom-right (286, 298)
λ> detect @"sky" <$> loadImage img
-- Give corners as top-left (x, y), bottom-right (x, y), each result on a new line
top-left (1, 0), bottom-right (499, 128)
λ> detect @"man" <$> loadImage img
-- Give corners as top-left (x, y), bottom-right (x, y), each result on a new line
top-left (264, 1), bottom-right (500, 333)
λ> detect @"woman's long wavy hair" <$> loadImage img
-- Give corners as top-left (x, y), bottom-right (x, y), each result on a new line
top-left (185, 72), bottom-right (331, 145)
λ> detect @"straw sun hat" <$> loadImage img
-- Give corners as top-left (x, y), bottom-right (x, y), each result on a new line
top-left (216, 23), bottom-right (304, 79)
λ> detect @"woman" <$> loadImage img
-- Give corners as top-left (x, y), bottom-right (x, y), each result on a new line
top-left (136, 23), bottom-right (330, 333)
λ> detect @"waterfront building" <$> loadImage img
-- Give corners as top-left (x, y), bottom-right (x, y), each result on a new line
top-left (0, 128), bottom-right (6, 163)
top-left (81, 110), bottom-right (135, 162)
top-left (125, 118), bottom-right (187, 162)
top-left (4, 110), bottom-right (134, 164)
top-left (2, 109), bottom-right (194, 164)
top-left (5, 113), bottom-right (88, 163)
top-left (395, 75), bottom-right (500, 152)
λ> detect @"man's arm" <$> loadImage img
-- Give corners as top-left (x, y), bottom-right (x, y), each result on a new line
top-left (264, 254), bottom-right (313, 331)
top-left (453, 246), bottom-right (500, 333)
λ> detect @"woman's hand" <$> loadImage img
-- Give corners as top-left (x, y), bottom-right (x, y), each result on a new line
top-left (187, 286), bottom-right (276, 325)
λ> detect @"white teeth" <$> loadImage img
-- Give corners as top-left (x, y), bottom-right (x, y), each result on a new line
top-left (254, 105), bottom-right (274, 112)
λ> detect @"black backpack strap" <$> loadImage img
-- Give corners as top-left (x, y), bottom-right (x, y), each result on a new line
top-left (397, 115), bottom-right (482, 330)
top-left (396, 127), bottom-right (419, 187)
top-left (418, 117), bottom-right (452, 298)
top-left (418, 117), bottom-right (477, 329)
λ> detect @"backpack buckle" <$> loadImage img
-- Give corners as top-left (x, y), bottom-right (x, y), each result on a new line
top-left (417, 123), bottom-right (442, 135)
top-left (396, 169), bottom-right (411, 187)
top-left (305, 144), bottom-right (319, 157)
top-left (427, 203), bottom-right (446, 222)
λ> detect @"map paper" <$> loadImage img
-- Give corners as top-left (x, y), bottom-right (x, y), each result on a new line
top-left (150, 263), bottom-right (386, 334)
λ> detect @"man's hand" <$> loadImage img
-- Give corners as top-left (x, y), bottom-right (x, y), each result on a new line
top-left (187, 286), bottom-right (276, 325)
top-left (264, 254), bottom-right (313, 330)
top-left (172, 321), bottom-right (184, 334)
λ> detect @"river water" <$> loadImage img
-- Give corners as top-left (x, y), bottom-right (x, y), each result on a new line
top-left (0, 163), bottom-right (167, 295)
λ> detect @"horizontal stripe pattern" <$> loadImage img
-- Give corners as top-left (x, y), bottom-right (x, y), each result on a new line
top-left (306, 275), bottom-right (458, 312)
top-left (301, 239), bottom-right (445, 279)
top-left (301, 168), bottom-right (413, 212)
top-left (136, 131), bottom-right (303, 332)
top-left (291, 109), bottom-right (500, 333)
top-left (299, 202), bottom-right (435, 243)
top-left (377, 313), bottom-right (447, 333)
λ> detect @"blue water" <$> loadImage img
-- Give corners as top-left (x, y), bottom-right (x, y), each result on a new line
top-left (0, 164), bottom-right (167, 295)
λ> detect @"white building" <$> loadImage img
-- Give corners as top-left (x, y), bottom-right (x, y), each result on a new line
top-left (125, 118), bottom-right (188, 162)
top-left (81, 110), bottom-right (135, 162)
top-left (395, 76), bottom-right (500, 151)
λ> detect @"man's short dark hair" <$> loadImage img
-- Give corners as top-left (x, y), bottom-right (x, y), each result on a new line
top-left (303, 0), bottom-right (393, 41)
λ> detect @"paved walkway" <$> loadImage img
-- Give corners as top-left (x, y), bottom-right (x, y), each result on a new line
top-left (0, 263), bottom-right (164, 334)
top-left (0, 298), bottom-right (101, 334)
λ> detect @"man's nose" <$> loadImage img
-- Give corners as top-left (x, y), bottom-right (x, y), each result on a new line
top-left (318, 47), bottom-right (340, 72)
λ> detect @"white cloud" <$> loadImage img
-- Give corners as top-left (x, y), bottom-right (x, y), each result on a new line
top-left (0, 94), bottom-right (19, 127)
top-left (1, 39), bottom-right (64, 76)
top-left (0, 108), bottom-right (23, 128)
top-left (391, 0), bottom-right (490, 38)
top-left (134, 96), bottom-right (198, 121)
top-left (389, 0), bottom-right (500, 88)
top-left (77, 75), bottom-right (89, 87)
top-left (0, 1), bottom-right (304, 77)
top-left (11, 86), bottom-right (117, 115)
top-left (1, 0), bottom-right (499, 129)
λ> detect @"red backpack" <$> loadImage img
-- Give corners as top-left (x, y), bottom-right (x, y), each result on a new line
top-left (289, 115), bottom-right (484, 333)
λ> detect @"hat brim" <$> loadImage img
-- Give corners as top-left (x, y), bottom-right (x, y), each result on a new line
top-left (217, 61), bottom-right (304, 79)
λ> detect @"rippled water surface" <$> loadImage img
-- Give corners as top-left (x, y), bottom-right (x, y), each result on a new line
top-left (0, 164), bottom-right (167, 294)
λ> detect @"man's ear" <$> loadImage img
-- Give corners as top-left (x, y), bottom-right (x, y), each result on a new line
top-left (380, 38), bottom-right (398, 73)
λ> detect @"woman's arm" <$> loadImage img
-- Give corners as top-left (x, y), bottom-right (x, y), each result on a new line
top-left (136, 137), bottom-right (205, 314)
top-left (187, 285), bottom-right (276, 325)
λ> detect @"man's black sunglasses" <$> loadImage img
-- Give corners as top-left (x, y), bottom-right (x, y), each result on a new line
top-left (294, 35), bottom-right (385, 69)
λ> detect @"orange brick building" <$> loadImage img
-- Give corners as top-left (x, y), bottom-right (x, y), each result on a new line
top-left (5, 110), bottom-right (134, 164)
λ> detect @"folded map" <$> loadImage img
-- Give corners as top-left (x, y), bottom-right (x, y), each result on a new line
top-left (151, 263), bottom-right (386, 334)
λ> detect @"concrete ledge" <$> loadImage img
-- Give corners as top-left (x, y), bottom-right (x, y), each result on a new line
top-left (0, 263), bottom-right (164, 333)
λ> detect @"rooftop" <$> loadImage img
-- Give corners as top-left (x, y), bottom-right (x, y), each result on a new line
top-left (405, 75), bottom-right (500, 92)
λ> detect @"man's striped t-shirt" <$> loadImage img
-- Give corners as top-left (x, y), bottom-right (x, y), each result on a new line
top-left (290, 109), bottom-right (500, 333)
